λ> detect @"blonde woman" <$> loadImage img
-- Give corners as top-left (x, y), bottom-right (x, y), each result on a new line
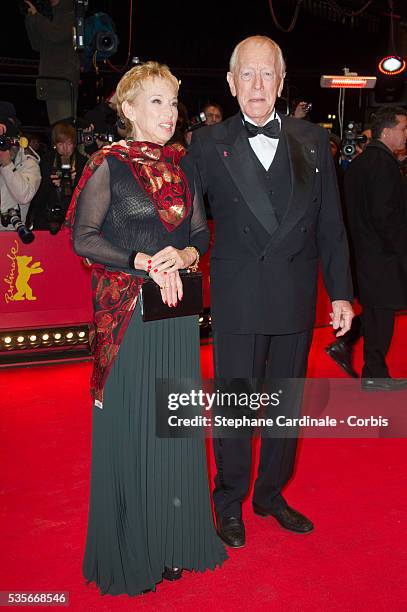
top-left (67, 61), bottom-right (226, 597)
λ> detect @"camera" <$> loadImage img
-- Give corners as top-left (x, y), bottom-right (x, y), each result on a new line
top-left (46, 203), bottom-right (65, 235)
top-left (1, 207), bottom-right (35, 244)
top-left (53, 157), bottom-right (73, 198)
top-left (0, 136), bottom-right (21, 152)
top-left (77, 128), bottom-right (115, 146)
top-left (341, 122), bottom-right (367, 159)
top-left (18, 0), bottom-right (52, 19)
top-left (186, 112), bottom-right (207, 132)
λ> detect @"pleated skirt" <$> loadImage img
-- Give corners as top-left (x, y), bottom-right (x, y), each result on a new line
top-left (83, 306), bottom-right (227, 596)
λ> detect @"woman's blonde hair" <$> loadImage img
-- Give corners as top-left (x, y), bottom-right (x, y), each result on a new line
top-left (116, 61), bottom-right (179, 136)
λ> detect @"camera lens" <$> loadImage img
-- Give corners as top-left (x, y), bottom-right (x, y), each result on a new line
top-left (343, 144), bottom-right (356, 157)
top-left (0, 136), bottom-right (10, 152)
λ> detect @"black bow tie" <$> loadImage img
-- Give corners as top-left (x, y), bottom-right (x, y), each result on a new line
top-left (244, 118), bottom-right (281, 139)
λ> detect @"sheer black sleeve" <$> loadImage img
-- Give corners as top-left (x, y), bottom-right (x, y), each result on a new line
top-left (182, 156), bottom-right (210, 256)
top-left (73, 159), bottom-right (133, 269)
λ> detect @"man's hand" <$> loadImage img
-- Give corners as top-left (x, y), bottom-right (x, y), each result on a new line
top-left (25, 0), bottom-right (38, 15)
top-left (330, 300), bottom-right (354, 337)
top-left (50, 173), bottom-right (61, 187)
top-left (293, 101), bottom-right (309, 119)
top-left (0, 149), bottom-right (12, 167)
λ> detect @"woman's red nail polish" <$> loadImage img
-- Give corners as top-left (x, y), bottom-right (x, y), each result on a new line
top-left (164, 271), bottom-right (167, 275)
top-left (154, 268), bottom-right (158, 273)
top-left (147, 259), bottom-right (152, 264)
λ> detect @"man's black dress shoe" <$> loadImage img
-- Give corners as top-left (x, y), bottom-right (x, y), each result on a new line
top-left (253, 503), bottom-right (314, 534)
top-left (325, 340), bottom-right (358, 378)
top-left (361, 378), bottom-right (407, 392)
top-left (216, 515), bottom-right (245, 548)
top-left (162, 567), bottom-right (183, 581)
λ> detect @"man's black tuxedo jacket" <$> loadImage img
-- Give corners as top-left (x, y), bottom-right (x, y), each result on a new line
top-left (188, 112), bottom-right (353, 335)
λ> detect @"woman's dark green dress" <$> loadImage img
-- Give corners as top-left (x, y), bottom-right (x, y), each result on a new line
top-left (73, 154), bottom-right (227, 596)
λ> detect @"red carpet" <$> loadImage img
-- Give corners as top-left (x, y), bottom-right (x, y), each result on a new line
top-left (1, 317), bottom-right (407, 610)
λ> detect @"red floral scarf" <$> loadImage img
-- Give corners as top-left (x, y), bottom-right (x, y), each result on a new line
top-left (66, 141), bottom-right (190, 405)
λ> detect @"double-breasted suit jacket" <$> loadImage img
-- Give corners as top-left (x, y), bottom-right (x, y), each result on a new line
top-left (189, 112), bottom-right (353, 335)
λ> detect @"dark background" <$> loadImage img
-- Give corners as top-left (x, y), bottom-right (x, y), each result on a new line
top-left (2, 0), bottom-right (407, 129)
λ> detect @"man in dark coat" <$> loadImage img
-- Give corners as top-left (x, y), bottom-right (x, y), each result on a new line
top-left (189, 35), bottom-right (354, 547)
top-left (343, 107), bottom-right (407, 391)
top-left (25, 0), bottom-right (80, 125)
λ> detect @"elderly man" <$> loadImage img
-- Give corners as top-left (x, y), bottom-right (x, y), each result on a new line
top-left (189, 35), bottom-right (354, 547)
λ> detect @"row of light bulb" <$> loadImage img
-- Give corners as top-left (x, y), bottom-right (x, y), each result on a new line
top-left (2, 330), bottom-right (87, 345)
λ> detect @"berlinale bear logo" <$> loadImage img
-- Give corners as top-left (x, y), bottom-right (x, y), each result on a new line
top-left (3, 241), bottom-right (44, 303)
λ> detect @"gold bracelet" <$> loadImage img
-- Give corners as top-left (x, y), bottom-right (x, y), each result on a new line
top-left (185, 246), bottom-right (200, 272)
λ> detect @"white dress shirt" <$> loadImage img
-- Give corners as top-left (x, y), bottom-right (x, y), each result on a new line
top-left (243, 110), bottom-right (281, 170)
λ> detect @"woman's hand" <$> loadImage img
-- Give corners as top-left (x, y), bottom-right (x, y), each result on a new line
top-left (149, 246), bottom-right (196, 274)
top-left (133, 252), bottom-right (183, 306)
top-left (148, 269), bottom-right (183, 307)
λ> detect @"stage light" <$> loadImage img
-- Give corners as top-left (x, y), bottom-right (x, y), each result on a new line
top-left (29, 335), bottom-right (37, 342)
top-left (54, 333), bottom-right (62, 340)
top-left (42, 334), bottom-right (49, 341)
top-left (17, 336), bottom-right (24, 343)
top-left (66, 332), bottom-right (74, 339)
top-left (378, 55), bottom-right (406, 76)
top-left (78, 331), bottom-right (86, 338)
top-left (4, 337), bottom-right (12, 344)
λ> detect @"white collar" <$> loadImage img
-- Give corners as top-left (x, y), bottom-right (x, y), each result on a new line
top-left (242, 110), bottom-right (280, 127)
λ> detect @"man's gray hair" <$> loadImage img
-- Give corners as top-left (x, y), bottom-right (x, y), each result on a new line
top-left (229, 35), bottom-right (286, 77)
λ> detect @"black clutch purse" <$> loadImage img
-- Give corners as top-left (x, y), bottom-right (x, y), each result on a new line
top-left (139, 271), bottom-right (203, 322)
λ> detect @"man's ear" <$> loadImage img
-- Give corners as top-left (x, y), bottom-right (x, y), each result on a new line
top-left (227, 72), bottom-right (237, 98)
top-left (278, 74), bottom-right (286, 98)
top-left (122, 100), bottom-right (135, 122)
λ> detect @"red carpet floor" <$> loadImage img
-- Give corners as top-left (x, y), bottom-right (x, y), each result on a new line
top-left (1, 318), bottom-right (407, 611)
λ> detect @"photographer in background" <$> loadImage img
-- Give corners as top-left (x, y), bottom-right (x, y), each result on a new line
top-left (24, 0), bottom-right (80, 125)
top-left (202, 102), bottom-right (223, 126)
top-left (0, 108), bottom-right (41, 236)
top-left (27, 122), bottom-right (86, 233)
